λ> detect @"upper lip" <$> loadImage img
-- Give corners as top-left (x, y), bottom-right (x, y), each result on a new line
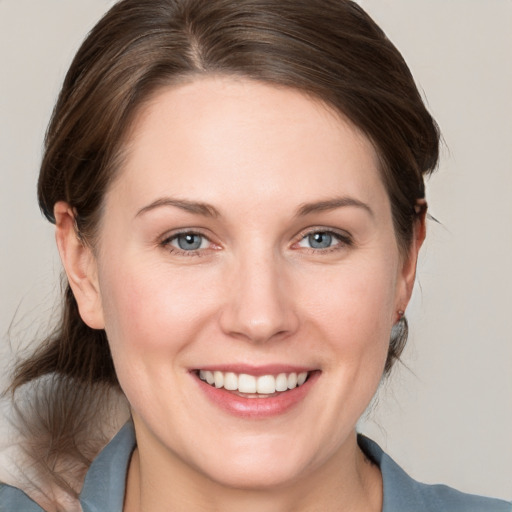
top-left (192, 364), bottom-right (317, 376)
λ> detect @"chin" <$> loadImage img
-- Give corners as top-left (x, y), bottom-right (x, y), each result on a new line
top-left (197, 455), bottom-right (310, 491)
top-left (183, 429), bottom-right (332, 492)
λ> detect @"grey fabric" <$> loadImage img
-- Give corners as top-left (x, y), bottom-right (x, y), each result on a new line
top-left (79, 422), bottom-right (135, 512)
top-left (0, 422), bottom-right (135, 512)
top-left (1, 422), bottom-right (510, 511)
top-left (358, 436), bottom-right (512, 512)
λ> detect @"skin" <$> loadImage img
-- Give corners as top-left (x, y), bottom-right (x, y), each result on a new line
top-left (55, 76), bottom-right (425, 512)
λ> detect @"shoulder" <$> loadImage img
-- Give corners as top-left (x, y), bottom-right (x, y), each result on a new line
top-left (1, 421), bottom-right (135, 512)
top-left (413, 482), bottom-right (512, 512)
top-left (358, 435), bottom-right (512, 512)
top-left (0, 483), bottom-right (44, 512)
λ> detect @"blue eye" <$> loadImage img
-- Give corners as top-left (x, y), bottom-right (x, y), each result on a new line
top-left (170, 233), bottom-right (208, 251)
top-left (307, 232), bottom-right (333, 249)
top-left (297, 230), bottom-right (348, 250)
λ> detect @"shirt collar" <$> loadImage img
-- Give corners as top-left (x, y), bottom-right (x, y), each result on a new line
top-left (358, 434), bottom-right (434, 511)
top-left (80, 421), bottom-right (136, 512)
top-left (78, 423), bottom-right (436, 512)
top-left (78, 425), bottom-right (417, 512)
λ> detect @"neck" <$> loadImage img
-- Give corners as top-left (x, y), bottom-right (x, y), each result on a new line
top-left (123, 425), bottom-right (382, 512)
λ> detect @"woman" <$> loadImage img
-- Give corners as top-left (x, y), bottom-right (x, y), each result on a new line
top-left (0, 0), bottom-right (510, 511)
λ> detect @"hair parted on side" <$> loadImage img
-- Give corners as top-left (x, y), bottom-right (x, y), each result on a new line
top-left (8, 0), bottom-right (439, 503)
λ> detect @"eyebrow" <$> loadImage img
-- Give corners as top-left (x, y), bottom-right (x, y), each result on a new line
top-left (135, 197), bottom-right (220, 218)
top-left (296, 197), bottom-right (374, 217)
top-left (135, 195), bottom-right (373, 220)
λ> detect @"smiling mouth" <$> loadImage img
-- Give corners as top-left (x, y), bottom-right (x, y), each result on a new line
top-left (196, 370), bottom-right (311, 397)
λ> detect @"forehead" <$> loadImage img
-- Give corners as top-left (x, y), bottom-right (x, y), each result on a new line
top-left (110, 76), bottom-right (386, 215)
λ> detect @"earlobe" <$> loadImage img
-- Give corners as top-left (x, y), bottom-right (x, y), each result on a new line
top-left (54, 202), bottom-right (105, 329)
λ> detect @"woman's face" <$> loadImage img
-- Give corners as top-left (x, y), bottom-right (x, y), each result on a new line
top-left (81, 76), bottom-right (419, 489)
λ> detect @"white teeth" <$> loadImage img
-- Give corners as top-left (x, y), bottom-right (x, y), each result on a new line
top-left (238, 374), bottom-right (257, 393)
top-left (257, 375), bottom-right (276, 394)
top-left (297, 372), bottom-right (308, 386)
top-left (201, 370), bottom-right (214, 385)
top-left (224, 372), bottom-right (238, 391)
top-left (214, 371), bottom-right (224, 388)
top-left (198, 370), bottom-right (310, 395)
top-left (287, 372), bottom-right (298, 389)
top-left (275, 373), bottom-right (288, 392)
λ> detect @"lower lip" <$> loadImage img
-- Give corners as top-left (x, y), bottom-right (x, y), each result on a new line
top-left (193, 371), bottom-right (320, 418)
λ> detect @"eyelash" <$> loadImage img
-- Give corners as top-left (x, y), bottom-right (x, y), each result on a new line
top-left (160, 230), bottom-right (214, 257)
top-left (294, 228), bottom-right (353, 254)
top-left (159, 228), bottom-right (353, 257)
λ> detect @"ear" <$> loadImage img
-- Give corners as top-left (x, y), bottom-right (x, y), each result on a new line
top-left (54, 202), bottom-right (105, 329)
top-left (395, 202), bottom-right (427, 317)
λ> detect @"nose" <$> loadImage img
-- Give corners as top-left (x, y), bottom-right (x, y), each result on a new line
top-left (219, 251), bottom-right (299, 344)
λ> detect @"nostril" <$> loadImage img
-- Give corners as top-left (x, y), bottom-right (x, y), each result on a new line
top-left (217, 265), bottom-right (299, 343)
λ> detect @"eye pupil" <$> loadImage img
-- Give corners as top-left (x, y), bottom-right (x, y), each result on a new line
top-left (308, 232), bottom-right (332, 249)
top-left (177, 234), bottom-right (202, 250)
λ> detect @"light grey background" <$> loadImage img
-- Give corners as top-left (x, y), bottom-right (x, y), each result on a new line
top-left (1, 0), bottom-right (511, 501)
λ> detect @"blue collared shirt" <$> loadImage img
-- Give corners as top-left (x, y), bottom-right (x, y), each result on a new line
top-left (1, 422), bottom-right (510, 511)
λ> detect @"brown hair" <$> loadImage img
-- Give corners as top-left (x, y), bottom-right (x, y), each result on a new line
top-left (9, 0), bottom-right (439, 502)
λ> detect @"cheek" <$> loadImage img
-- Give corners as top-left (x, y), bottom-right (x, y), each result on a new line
top-left (299, 259), bottom-right (398, 340)
top-left (97, 258), bottom-right (218, 362)
top-left (294, 255), bottom-right (399, 414)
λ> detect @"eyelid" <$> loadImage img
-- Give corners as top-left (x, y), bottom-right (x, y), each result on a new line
top-left (292, 226), bottom-right (353, 251)
top-left (157, 226), bottom-right (352, 256)
top-left (159, 228), bottom-right (220, 255)
top-left (295, 226), bottom-right (352, 242)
